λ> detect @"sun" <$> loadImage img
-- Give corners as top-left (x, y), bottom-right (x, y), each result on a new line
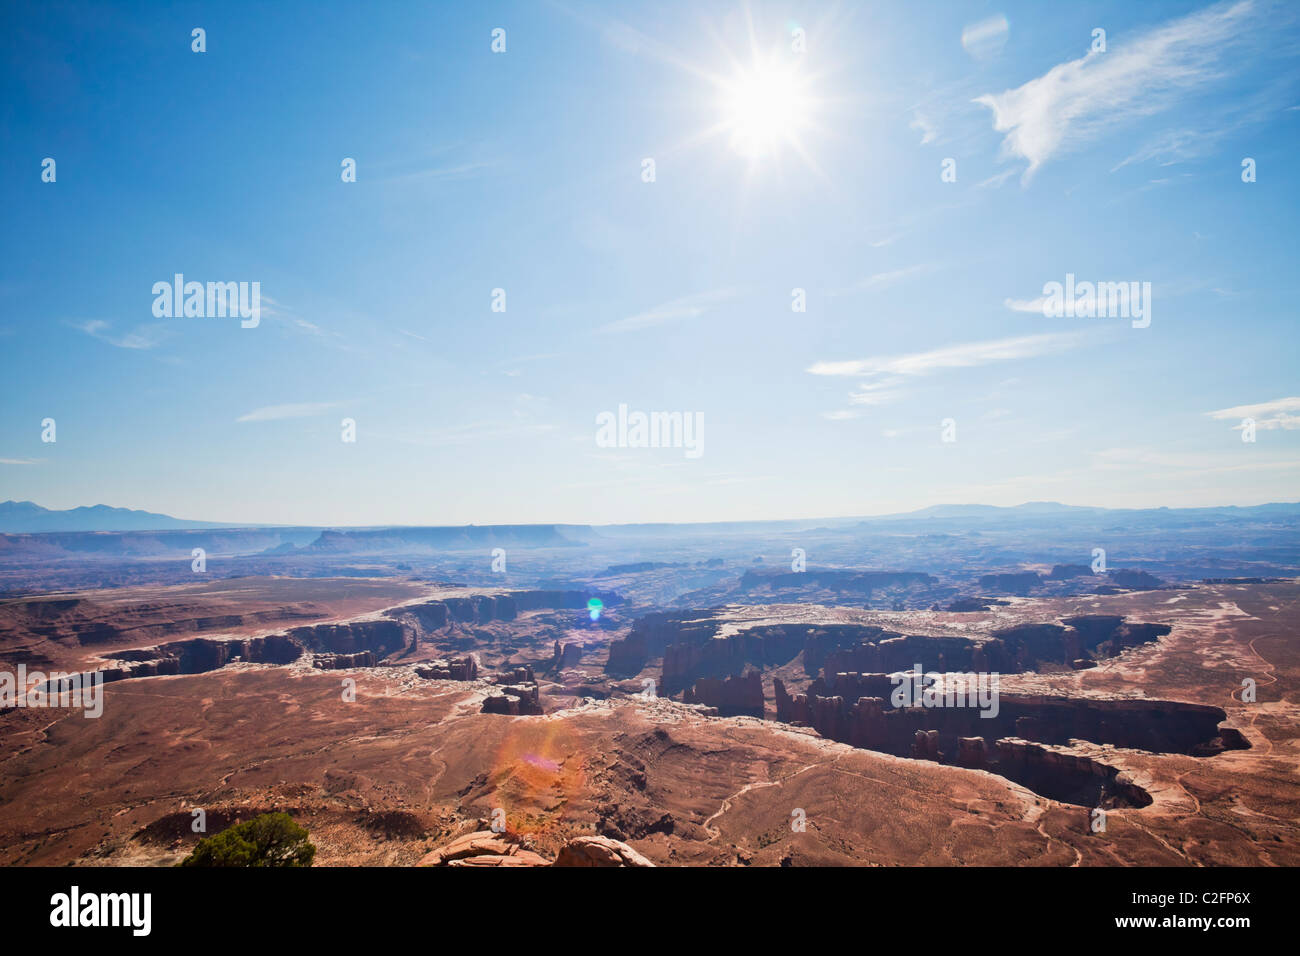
top-left (718, 58), bottom-right (813, 160)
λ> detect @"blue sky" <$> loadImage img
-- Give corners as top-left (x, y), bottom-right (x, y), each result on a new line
top-left (2, 0), bottom-right (1298, 525)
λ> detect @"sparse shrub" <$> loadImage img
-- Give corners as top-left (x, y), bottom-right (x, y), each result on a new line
top-left (179, 812), bottom-right (315, 867)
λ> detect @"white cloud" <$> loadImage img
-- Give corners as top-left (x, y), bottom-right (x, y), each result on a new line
top-left (259, 296), bottom-right (335, 340)
top-left (597, 289), bottom-right (737, 334)
top-left (72, 320), bottom-right (172, 350)
top-left (854, 264), bottom-right (934, 292)
top-left (848, 377), bottom-right (907, 406)
top-left (977, 168), bottom-right (1018, 190)
top-left (237, 402), bottom-right (341, 423)
top-left (961, 14), bottom-right (1009, 61)
top-left (1092, 445), bottom-right (1300, 475)
top-left (909, 112), bottom-right (937, 145)
top-left (974, 0), bottom-right (1257, 180)
top-left (1004, 296), bottom-right (1047, 313)
top-left (807, 332), bottom-right (1085, 378)
top-left (1206, 396), bottom-right (1300, 430)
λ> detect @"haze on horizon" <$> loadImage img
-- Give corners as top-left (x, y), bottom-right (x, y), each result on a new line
top-left (3, 0), bottom-right (1298, 527)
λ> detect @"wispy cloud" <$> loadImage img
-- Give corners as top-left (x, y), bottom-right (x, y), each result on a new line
top-left (807, 332), bottom-right (1086, 378)
top-left (259, 297), bottom-right (335, 340)
top-left (381, 161), bottom-right (493, 184)
top-left (236, 402), bottom-right (342, 423)
top-left (597, 288), bottom-right (737, 334)
top-left (830, 264), bottom-right (935, 298)
top-left (974, 0), bottom-right (1258, 180)
top-left (961, 14), bottom-right (1009, 61)
top-left (1206, 396), bottom-right (1300, 430)
top-left (848, 377), bottom-right (907, 406)
top-left (909, 112), bottom-right (937, 145)
top-left (1091, 445), bottom-right (1300, 476)
top-left (1004, 295), bottom-right (1047, 313)
top-left (382, 420), bottom-right (557, 448)
top-left (856, 264), bottom-right (934, 291)
top-left (977, 168), bottom-right (1018, 190)
top-left (71, 320), bottom-right (172, 350)
top-left (0, 457), bottom-right (41, 465)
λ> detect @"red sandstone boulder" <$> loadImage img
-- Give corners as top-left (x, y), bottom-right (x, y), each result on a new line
top-left (552, 835), bottom-right (654, 867)
top-left (419, 830), bottom-right (546, 866)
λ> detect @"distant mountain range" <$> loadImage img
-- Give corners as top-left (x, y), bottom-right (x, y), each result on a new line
top-left (2, 498), bottom-right (1298, 534)
top-left (0, 500), bottom-right (237, 533)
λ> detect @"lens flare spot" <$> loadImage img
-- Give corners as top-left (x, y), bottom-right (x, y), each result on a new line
top-left (523, 753), bottom-right (560, 772)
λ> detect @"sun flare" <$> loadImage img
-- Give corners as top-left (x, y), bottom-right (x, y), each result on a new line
top-left (719, 58), bottom-right (814, 160)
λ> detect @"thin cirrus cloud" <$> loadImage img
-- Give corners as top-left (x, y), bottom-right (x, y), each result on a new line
top-left (807, 332), bottom-right (1086, 379)
top-left (1004, 295), bottom-right (1047, 313)
top-left (1205, 396), bottom-right (1300, 430)
top-left (961, 14), bottom-right (1009, 61)
top-left (236, 402), bottom-right (342, 423)
top-left (909, 112), bottom-right (938, 145)
top-left (828, 264), bottom-right (935, 299)
top-left (71, 320), bottom-right (172, 350)
top-left (973, 0), bottom-right (1259, 181)
top-left (380, 161), bottom-right (493, 185)
top-left (596, 288), bottom-right (738, 334)
top-left (855, 264), bottom-right (934, 291)
top-left (848, 377), bottom-right (907, 406)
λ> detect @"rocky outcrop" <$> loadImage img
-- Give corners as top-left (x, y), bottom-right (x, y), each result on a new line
top-left (1047, 564), bottom-right (1093, 580)
top-left (482, 664), bottom-right (542, 715)
top-left (552, 835), bottom-right (654, 867)
top-left (944, 597), bottom-right (1009, 612)
top-left (419, 831), bottom-right (654, 867)
top-left (986, 623), bottom-right (1070, 668)
top-left (977, 572), bottom-right (1043, 595)
top-left (1060, 616), bottom-right (1170, 660)
top-left (103, 634), bottom-right (303, 677)
top-left (681, 671), bottom-right (764, 718)
top-left (912, 729), bottom-right (941, 761)
top-left (1106, 569), bottom-right (1164, 590)
top-left (605, 611), bottom-right (720, 676)
top-left (775, 666), bottom-right (1243, 805)
top-left (288, 620), bottom-right (409, 658)
top-left (390, 590), bottom-right (622, 643)
top-left (414, 655), bottom-right (479, 681)
top-left (551, 640), bottom-right (582, 670)
top-left (418, 831), bottom-right (548, 867)
top-left (739, 569), bottom-right (937, 595)
top-left (620, 611), bottom-right (1173, 703)
top-left (611, 614), bottom-right (889, 691)
top-left (312, 651), bottom-right (377, 669)
top-left (957, 736), bottom-right (988, 769)
top-left (781, 669), bottom-right (1242, 756)
top-left (823, 632), bottom-right (980, 675)
top-left (995, 738), bottom-right (1153, 808)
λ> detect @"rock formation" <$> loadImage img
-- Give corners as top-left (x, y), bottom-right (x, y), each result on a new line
top-left (414, 655), bottom-right (479, 681)
top-left (681, 670), bottom-right (764, 718)
top-left (482, 664), bottom-right (542, 715)
top-left (552, 835), bottom-right (654, 867)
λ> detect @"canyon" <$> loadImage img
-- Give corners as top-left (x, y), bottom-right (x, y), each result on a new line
top-left (1, 569), bottom-right (1295, 867)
